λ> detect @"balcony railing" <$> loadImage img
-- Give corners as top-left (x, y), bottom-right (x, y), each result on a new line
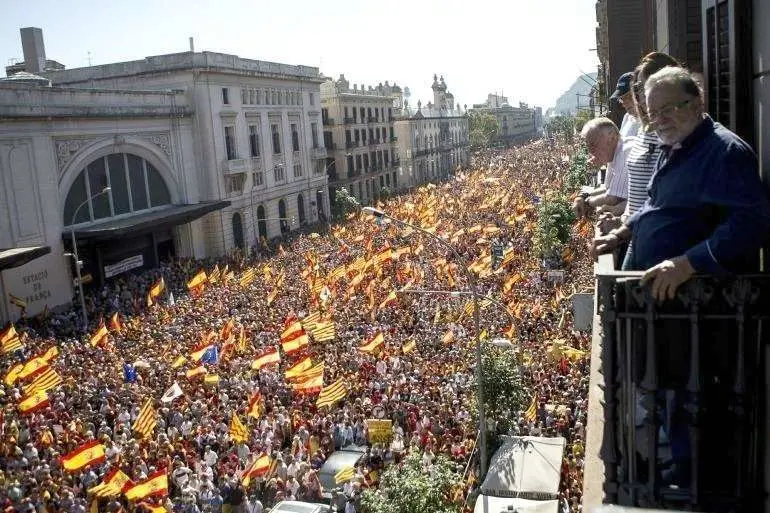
top-left (221, 157), bottom-right (252, 175)
top-left (323, 118), bottom-right (335, 126)
top-left (346, 141), bottom-right (357, 149)
top-left (368, 117), bottom-right (377, 123)
top-left (312, 147), bottom-right (327, 159)
top-left (344, 117), bottom-right (356, 124)
top-left (593, 253), bottom-right (767, 512)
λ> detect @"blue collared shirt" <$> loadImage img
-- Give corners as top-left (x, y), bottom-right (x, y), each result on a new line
top-left (627, 116), bottom-right (770, 273)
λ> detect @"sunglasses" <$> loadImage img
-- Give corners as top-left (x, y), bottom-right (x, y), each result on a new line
top-left (648, 99), bottom-right (692, 121)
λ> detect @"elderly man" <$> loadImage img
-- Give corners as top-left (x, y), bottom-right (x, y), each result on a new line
top-left (593, 66), bottom-right (770, 299)
top-left (572, 117), bottom-right (629, 220)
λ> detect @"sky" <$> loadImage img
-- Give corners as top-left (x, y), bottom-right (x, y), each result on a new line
top-left (1, 0), bottom-right (599, 109)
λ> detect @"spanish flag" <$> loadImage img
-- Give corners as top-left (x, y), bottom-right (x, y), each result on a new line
top-left (185, 365), bottom-right (205, 379)
top-left (109, 312), bottom-right (122, 334)
top-left (138, 502), bottom-right (168, 513)
top-left (316, 378), bottom-right (347, 409)
top-left (61, 440), bottom-right (106, 472)
top-left (281, 320), bottom-right (304, 342)
top-left (281, 333), bottom-right (309, 356)
top-left (18, 357), bottom-right (48, 380)
top-left (4, 363), bottom-right (23, 386)
top-left (171, 355), bottom-right (187, 369)
top-left (18, 390), bottom-right (49, 414)
top-left (247, 393), bottom-right (262, 419)
top-left (124, 470), bottom-right (168, 501)
top-left (190, 343), bottom-right (214, 362)
top-left (291, 373), bottom-right (323, 394)
top-left (242, 454), bottom-right (272, 486)
top-left (186, 270), bottom-right (208, 291)
top-left (229, 414), bottom-right (249, 443)
top-left (402, 339), bottom-right (416, 354)
top-left (251, 347), bottom-right (280, 370)
top-left (24, 367), bottom-right (62, 394)
top-left (284, 357), bottom-right (313, 380)
top-left (335, 466), bottom-right (356, 485)
top-left (40, 345), bottom-right (59, 362)
top-left (358, 332), bottom-right (384, 353)
top-left (89, 324), bottom-right (109, 347)
top-left (132, 399), bottom-right (157, 439)
top-left (88, 468), bottom-right (133, 497)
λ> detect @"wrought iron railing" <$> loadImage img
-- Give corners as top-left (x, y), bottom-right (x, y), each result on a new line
top-left (594, 254), bottom-right (767, 512)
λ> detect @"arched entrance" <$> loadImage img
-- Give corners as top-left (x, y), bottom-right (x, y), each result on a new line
top-left (232, 212), bottom-right (244, 249)
top-left (257, 205), bottom-right (267, 244)
top-left (297, 194), bottom-right (306, 225)
top-left (278, 199), bottom-right (289, 234)
top-left (316, 190), bottom-right (326, 222)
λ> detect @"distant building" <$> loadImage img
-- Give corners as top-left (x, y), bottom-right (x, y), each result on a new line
top-left (393, 75), bottom-right (470, 188)
top-left (320, 76), bottom-right (401, 205)
top-left (42, 38), bottom-right (329, 252)
top-left (470, 95), bottom-right (539, 145)
top-left (4, 27), bottom-right (65, 76)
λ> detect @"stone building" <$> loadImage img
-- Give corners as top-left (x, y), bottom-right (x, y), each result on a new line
top-left (0, 74), bottom-right (219, 323)
top-left (393, 75), bottom-right (470, 188)
top-left (470, 93), bottom-right (539, 145)
top-left (320, 76), bottom-right (401, 206)
top-left (42, 41), bottom-right (329, 254)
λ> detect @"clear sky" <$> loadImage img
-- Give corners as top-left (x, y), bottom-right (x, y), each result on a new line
top-left (1, 0), bottom-right (599, 109)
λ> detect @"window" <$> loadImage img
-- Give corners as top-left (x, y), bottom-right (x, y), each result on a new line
top-left (355, 130), bottom-right (360, 144)
top-left (347, 155), bottom-right (354, 175)
top-left (64, 153), bottom-right (173, 226)
top-left (322, 108), bottom-right (329, 124)
top-left (311, 123), bottom-right (319, 148)
top-left (271, 124), bottom-right (282, 154)
top-left (324, 131), bottom-right (333, 149)
top-left (250, 89), bottom-right (256, 104)
top-left (384, 152), bottom-right (389, 167)
top-left (291, 124), bottom-right (300, 152)
top-left (355, 155), bottom-right (362, 171)
top-left (256, 89), bottom-right (261, 105)
top-left (274, 165), bottom-right (285, 182)
top-left (293, 163), bottom-right (303, 178)
top-left (224, 126), bottom-right (237, 160)
top-left (249, 125), bottom-right (260, 158)
top-left (363, 154), bottom-right (369, 171)
top-left (309, 92), bottom-right (315, 106)
top-left (232, 212), bottom-right (245, 249)
top-left (222, 88), bottom-right (230, 105)
top-left (253, 170), bottom-right (264, 187)
top-left (353, 107), bottom-right (357, 123)
top-left (346, 130), bottom-right (352, 144)
top-left (388, 107), bottom-right (392, 120)
top-left (344, 106), bottom-right (349, 119)
top-left (389, 127), bottom-right (394, 140)
top-left (226, 175), bottom-right (245, 196)
top-left (241, 89), bottom-right (248, 104)
top-left (360, 107), bottom-right (365, 121)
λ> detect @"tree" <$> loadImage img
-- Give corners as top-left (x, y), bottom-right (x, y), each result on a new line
top-left (361, 452), bottom-right (463, 513)
top-left (545, 115), bottom-right (575, 143)
top-left (379, 186), bottom-right (392, 201)
top-left (468, 111), bottom-right (500, 149)
top-left (476, 345), bottom-right (527, 434)
top-left (332, 188), bottom-right (360, 221)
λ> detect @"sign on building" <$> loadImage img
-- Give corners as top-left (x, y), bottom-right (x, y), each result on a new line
top-left (104, 255), bottom-right (144, 278)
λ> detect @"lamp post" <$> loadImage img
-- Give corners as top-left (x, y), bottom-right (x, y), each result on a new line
top-left (69, 186), bottom-right (111, 331)
top-left (362, 206), bottom-right (489, 477)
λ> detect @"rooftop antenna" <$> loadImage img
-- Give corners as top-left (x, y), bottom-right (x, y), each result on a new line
top-left (87, 51), bottom-right (92, 66)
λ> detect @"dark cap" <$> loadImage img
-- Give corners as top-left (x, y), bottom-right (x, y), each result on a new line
top-left (610, 72), bottom-right (634, 100)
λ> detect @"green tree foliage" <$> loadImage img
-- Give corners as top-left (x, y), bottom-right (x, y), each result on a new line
top-left (574, 110), bottom-right (593, 133)
top-left (361, 452), bottom-right (463, 513)
top-left (477, 345), bottom-right (527, 433)
top-left (545, 115), bottom-right (575, 143)
top-left (379, 187), bottom-right (392, 201)
top-left (332, 188), bottom-right (361, 221)
top-left (468, 111), bottom-right (500, 149)
top-left (562, 149), bottom-right (591, 193)
top-left (532, 194), bottom-right (576, 262)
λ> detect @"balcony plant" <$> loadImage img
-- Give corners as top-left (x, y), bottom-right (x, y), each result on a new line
top-left (532, 193), bottom-right (576, 268)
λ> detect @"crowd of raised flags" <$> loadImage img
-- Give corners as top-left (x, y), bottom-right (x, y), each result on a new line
top-left (0, 139), bottom-right (594, 512)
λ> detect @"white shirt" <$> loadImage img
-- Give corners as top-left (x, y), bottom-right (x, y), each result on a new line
top-left (607, 138), bottom-right (632, 199)
top-left (619, 113), bottom-right (640, 143)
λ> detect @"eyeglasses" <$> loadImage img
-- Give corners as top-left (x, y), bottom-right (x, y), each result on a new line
top-left (647, 99), bottom-right (692, 121)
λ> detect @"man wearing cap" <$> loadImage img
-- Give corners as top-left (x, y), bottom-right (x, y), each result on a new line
top-left (610, 71), bottom-right (641, 142)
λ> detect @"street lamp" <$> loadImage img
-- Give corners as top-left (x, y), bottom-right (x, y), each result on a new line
top-left (69, 186), bottom-right (111, 331)
top-left (362, 206), bottom-right (489, 477)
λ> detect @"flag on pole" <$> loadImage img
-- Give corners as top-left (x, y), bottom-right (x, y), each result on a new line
top-left (316, 378), bottom-right (347, 409)
top-left (291, 374), bottom-right (323, 394)
top-left (242, 454), bottom-right (272, 487)
top-left (229, 414), bottom-right (249, 442)
top-left (284, 357), bottom-right (312, 380)
top-left (89, 323), bottom-right (109, 347)
top-left (186, 270), bottom-right (208, 291)
top-left (109, 312), bottom-right (122, 334)
top-left (251, 347), bottom-right (280, 370)
top-left (60, 440), bottom-right (106, 472)
top-left (9, 293), bottom-right (27, 311)
top-left (161, 382), bottom-right (184, 403)
top-left (247, 393), bottom-right (262, 419)
top-left (281, 333), bottom-right (309, 356)
top-left (358, 332), bottom-right (384, 353)
top-left (88, 468), bottom-right (133, 497)
top-left (18, 390), bottom-right (50, 414)
top-left (24, 367), bottom-right (62, 394)
top-left (132, 399), bottom-right (157, 439)
top-left (123, 470), bottom-right (168, 501)
top-left (523, 395), bottom-right (538, 423)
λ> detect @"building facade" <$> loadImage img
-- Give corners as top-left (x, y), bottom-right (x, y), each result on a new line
top-left (43, 50), bottom-right (329, 253)
top-left (393, 75), bottom-right (470, 188)
top-left (0, 75), bottom-right (222, 324)
top-left (321, 76), bottom-right (401, 206)
top-left (471, 94), bottom-right (540, 145)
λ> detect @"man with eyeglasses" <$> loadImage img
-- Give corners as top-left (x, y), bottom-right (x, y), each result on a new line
top-left (594, 66), bottom-right (770, 298)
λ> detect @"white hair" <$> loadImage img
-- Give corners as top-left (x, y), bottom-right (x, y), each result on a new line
top-left (644, 66), bottom-right (702, 98)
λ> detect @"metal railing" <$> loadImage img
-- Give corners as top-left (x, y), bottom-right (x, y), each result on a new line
top-left (323, 118), bottom-right (335, 126)
top-left (344, 117), bottom-right (356, 124)
top-left (594, 253), bottom-right (766, 512)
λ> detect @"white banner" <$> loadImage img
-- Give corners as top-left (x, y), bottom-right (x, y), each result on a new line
top-left (104, 254), bottom-right (144, 278)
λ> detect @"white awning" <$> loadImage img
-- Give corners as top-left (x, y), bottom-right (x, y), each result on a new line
top-left (480, 436), bottom-right (566, 497)
top-left (474, 495), bottom-right (560, 513)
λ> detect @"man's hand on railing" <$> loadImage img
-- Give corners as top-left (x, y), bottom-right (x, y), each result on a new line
top-left (591, 225), bottom-right (630, 260)
top-left (597, 212), bottom-right (622, 235)
top-left (640, 255), bottom-right (695, 301)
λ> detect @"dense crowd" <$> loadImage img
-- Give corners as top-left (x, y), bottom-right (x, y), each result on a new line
top-left (1, 139), bottom-right (595, 513)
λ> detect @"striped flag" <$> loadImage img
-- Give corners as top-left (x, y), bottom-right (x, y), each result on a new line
top-left (24, 367), bottom-right (62, 394)
top-left (378, 290), bottom-right (398, 310)
top-left (247, 393), bottom-right (262, 419)
top-left (251, 347), bottom-right (280, 370)
top-left (123, 470), bottom-right (168, 501)
top-left (293, 362), bottom-right (324, 382)
top-left (281, 333), bottom-right (309, 356)
top-left (18, 390), bottom-right (49, 414)
top-left (402, 339), bottom-right (416, 354)
top-left (284, 357), bottom-right (312, 380)
top-left (171, 355), bottom-right (187, 369)
top-left (242, 453), bottom-right (272, 487)
top-left (229, 414), bottom-right (249, 443)
top-left (88, 468), bottom-right (133, 497)
top-left (309, 321), bottom-right (336, 342)
top-left (291, 374), bottom-right (323, 394)
top-left (109, 312), bottom-right (122, 334)
top-left (190, 342), bottom-right (214, 363)
top-left (60, 440), bottom-right (106, 472)
top-left (132, 399), bottom-right (157, 439)
top-left (523, 395), bottom-right (538, 423)
top-left (0, 324), bottom-right (17, 345)
top-left (40, 345), bottom-right (59, 362)
top-left (204, 374), bottom-right (220, 385)
top-left (18, 357), bottom-right (48, 380)
top-left (358, 332), bottom-right (384, 353)
top-left (9, 293), bottom-right (27, 311)
top-left (1, 331), bottom-right (23, 354)
top-left (316, 378), bottom-right (347, 409)
top-left (335, 466), bottom-right (356, 485)
top-left (89, 324), bottom-right (109, 347)
top-left (186, 270), bottom-right (208, 291)
top-left (147, 278), bottom-right (165, 306)
top-left (4, 363), bottom-right (23, 386)
top-left (208, 264), bottom-right (221, 284)
top-left (239, 268), bottom-right (257, 287)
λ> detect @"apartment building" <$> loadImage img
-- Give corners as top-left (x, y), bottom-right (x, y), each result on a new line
top-left (321, 75), bottom-right (401, 205)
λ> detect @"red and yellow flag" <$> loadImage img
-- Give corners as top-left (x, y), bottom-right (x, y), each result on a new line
top-left (40, 345), bottom-right (59, 362)
top-left (186, 270), bottom-right (208, 291)
top-left (251, 347), bottom-right (280, 370)
top-left (242, 454), bottom-right (272, 486)
top-left (185, 365), bottom-right (205, 379)
top-left (18, 390), bottom-right (49, 414)
top-left (60, 440), bottom-right (106, 472)
top-left (291, 374), bottom-right (323, 394)
top-left (88, 468), bottom-right (133, 497)
top-left (316, 378), bottom-right (347, 409)
top-left (132, 399), bottom-right (157, 439)
top-left (24, 367), bottom-right (62, 394)
top-left (4, 363), bottom-right (23, 386)
top-left (109, 312), bottom-right (122, 334)
top-left (284, 357), bottom-right (313, 380)
top-left (124, 470), bottom-right (168, 501)
top-left (247, 393), bottom-right (262, 419)
top-left (358, 332), bottom-right (384, 353)
top-left (281, 333), bottom-right (309, 356)
top-left (18, 357), bottom-right (48, 380)
top-left (229, 414), bottom-right (249, 443)
top-left (90, 324), bottom-right (109, 347)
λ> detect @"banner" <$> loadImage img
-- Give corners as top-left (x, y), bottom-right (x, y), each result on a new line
top-left (365, 419), bottom-right (392, 444)
top-left (104, 255), bottom-right (144, 278)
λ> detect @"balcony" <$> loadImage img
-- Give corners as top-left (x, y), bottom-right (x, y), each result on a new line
top-left (344, 117), bottom-right (356, 124)
top-left (221, 157), bottom-right (252, 175)
top-left (369, 139), bottom-right (380, 146)
top-left (588, 253), bottom-right (767, 512)
top-left (312, 146), bottom-right (327, 159)
top-left (323, 117), bottom-right (335, 126)
top-left (368, 116), bottom-right (377, 123)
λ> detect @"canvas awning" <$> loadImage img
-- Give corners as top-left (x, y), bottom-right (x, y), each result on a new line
top-left (474, 495), bottom-right (561, 513)
top-left (64, 201), bottom-right (229, 242)
top-left (480, 436), bottom-right (567, 498)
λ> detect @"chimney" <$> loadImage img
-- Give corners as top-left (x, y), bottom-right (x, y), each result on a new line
top-left (189, 37), bottom-right (195, 52)
top-left (20, 27), bottom-right (46, 73)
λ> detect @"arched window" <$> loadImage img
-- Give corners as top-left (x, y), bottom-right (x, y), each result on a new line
top-left (278, 199), bottom-right (288, 234)
top-left (257, 205), bottom-right (267, 242)
top-left (297, 194), bottom-right (306, 225)
top-left (232, 212), bottom-right (244, 249)
top-left (63, 153), bottom-right (171, 226)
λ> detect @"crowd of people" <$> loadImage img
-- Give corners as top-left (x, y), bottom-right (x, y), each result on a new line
top-left (1, 138), bottom-right (596, 513)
